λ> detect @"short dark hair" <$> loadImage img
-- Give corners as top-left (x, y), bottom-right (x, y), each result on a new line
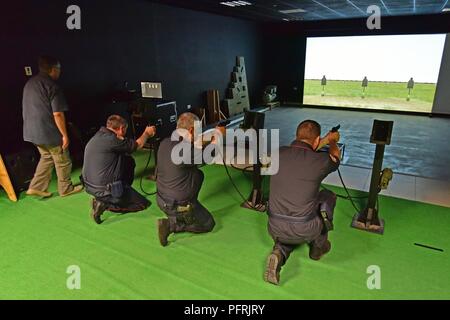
top-left (296, 120), bottom-right (321, 141)
top-left (38, 55), bottom-right (60, 73)
top-left (106, 115), bottom-right (128, 130)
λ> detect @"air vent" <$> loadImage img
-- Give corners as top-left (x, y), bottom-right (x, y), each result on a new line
top-left (279, 8), bottom-right (306, 14)
top-left (220, 1), bottom-right (252, 7)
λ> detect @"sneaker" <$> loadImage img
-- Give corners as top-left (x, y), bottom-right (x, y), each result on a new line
top-left (264, 249), bottom-right (283, 285)
top-left (61, 185), bottom-right (84, 197)
top-left (91, 199), bottom-right (106, 224)
top-left (309, 240), bottom-right (332, 261)
top-left (157, 219), bottom-right (171, 247)
top-left (26, 189), bottom-right (53, 198)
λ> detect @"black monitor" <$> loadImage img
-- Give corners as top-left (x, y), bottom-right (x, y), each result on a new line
top-left (139, 99), bottom-right (178, 141)
top-left (370, 120), bottom-right (394, 145)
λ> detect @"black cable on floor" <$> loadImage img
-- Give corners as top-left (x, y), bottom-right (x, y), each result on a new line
top-left (321, 185), bottom-right (369, 200)
top-left (230, 163), bottom-right (253, 174)
top-left (139, 149), bottom-right (157, 196)
top-left (224, 151), bottom-right (365, 213)
top-left (218, 149), bottom-right (266, 211)
top-left (337, 168), bottom-right (364, 213)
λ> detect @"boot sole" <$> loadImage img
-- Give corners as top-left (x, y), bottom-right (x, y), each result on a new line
top-left (90, 199), bottom-right (104, 224)
top-left (90, 210), bottom-right (103, 224)
top-left (264, 253), bottom-right (280, 285)
top-left (61, 186), bottom-right (84, 198)
top-left (26, 190), bottom-right (52, 198)
top-left (157, 220), bottom-right (169, 247)
top-left (310, 241), bottom-right (331, 261)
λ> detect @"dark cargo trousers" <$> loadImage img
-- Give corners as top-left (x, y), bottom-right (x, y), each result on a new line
top-left (92, 155), bottom-right (150, 213)
top-left (156, 194), bottom-right (215, 234)
top-left (269, 189), bottom-right (337, 262)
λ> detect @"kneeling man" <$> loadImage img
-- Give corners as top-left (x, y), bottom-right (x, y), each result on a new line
top-left (156, 112), bottom-right (224, 246)
top-left (82, 115), bottom-right (156, 224)
top-left (265, 120), bottom-right (341, 285)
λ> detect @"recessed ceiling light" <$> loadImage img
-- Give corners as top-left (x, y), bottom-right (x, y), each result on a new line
top-left (220, 1), bottom-right (252, 7)
top-left (443, 8), bottom-right (450, 12)
top-left (279, 8), bottom-right (306, 14)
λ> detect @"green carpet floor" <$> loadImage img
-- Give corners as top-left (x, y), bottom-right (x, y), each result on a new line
top-left (0, 151), bottom-right (449, 300)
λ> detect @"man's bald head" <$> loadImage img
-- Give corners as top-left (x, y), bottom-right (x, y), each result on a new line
top-left (296, 120), bottom-right (321, 143)
top-left (177, 112), bottom-right (199, 130)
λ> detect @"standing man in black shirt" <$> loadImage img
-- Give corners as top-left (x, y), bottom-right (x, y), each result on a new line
top-left (82, 115), bottom-right (156, 224)
top-left (22, 55), bottom-right (83, 198)
top-left (264, 120), bottom-right (341, 285)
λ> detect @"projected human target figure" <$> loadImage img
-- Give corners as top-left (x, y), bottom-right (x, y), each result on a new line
top-left (407, 77), bottom-right (414, 101)
top-left (321, 75), bottom-right (327, 96)
top-left (362, 76), bottom-right (368, 99)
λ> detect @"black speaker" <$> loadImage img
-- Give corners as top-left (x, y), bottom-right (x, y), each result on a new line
top-left (67, 122), bottom-right (86, 167)
top-left (3, 148), bottom-right (39, 194)
top-left (140, 99), bottom-right (178, 141)
top-left (370, 120), bottom-right (394, 145)
top-left (242, 111), bottom-right (265, 130)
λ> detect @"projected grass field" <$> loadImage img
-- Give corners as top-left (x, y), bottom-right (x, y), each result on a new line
top-left (303, 79), bottom-right (437, 113)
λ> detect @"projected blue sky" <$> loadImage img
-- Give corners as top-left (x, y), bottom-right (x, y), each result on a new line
top-left (305, 34), bottom-right (447, 83)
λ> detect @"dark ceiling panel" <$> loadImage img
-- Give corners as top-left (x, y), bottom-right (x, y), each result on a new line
top-left (150, 0), bottom-right (450, 22)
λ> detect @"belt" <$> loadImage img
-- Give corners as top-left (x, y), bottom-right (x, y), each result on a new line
top-left (157, 192), bottom-right (191, 208)
top-left (268, 209), bottom-right (317, 223)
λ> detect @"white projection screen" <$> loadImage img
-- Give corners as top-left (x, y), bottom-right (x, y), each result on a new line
top-left (303, 34), bottom-right (447, 113)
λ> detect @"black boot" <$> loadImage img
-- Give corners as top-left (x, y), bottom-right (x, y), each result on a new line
top-left (91, 199), bottom-right (106, 225)
top-left (309, 240), bottom-right (332, 261)
top-left (157, 219), bottom-right (172, 247)
top-left (264, 249), bottom-right (284, 285)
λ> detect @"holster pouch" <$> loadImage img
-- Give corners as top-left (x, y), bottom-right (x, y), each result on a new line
top-left (319, 202), bottom-right (334, 234)
top-left (109, 181), bottom-right (124, 198)
top-left (320, 211), bottom-right (334, 234)
top-left (176, 203), bottom-right (195, 225)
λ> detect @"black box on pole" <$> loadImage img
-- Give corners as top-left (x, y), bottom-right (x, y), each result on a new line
top-left (370, 120), bottom-right (394, 145)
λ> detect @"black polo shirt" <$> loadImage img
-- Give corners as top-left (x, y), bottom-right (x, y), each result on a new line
top-left (156, 137), bottom-right (204, 203)
top-left (22, 72), bottom-right (69, 146)
top-left (269, 140), bottom-right (340, 218)
top-left (82, 127), bottom-right (137, 189)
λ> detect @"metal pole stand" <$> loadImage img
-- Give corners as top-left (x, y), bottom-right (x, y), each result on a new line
top-left (146, 140), bottom-right (160, 181)
top-left (241, 161), bottom-right (266, 212)
top-left (351, 120), bottom-right (394, 235)
top-left (351, 144), bottom-right (385, 234)
top-left (241, 125), bottom-right (266, 212)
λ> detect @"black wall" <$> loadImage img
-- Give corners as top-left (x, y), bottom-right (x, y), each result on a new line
top-left (0, 0), bottom-right (264, 154)
top-left (262, 13), bottom-right (450, 106)
top-left (3, 2), bottom-right (450, 156)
